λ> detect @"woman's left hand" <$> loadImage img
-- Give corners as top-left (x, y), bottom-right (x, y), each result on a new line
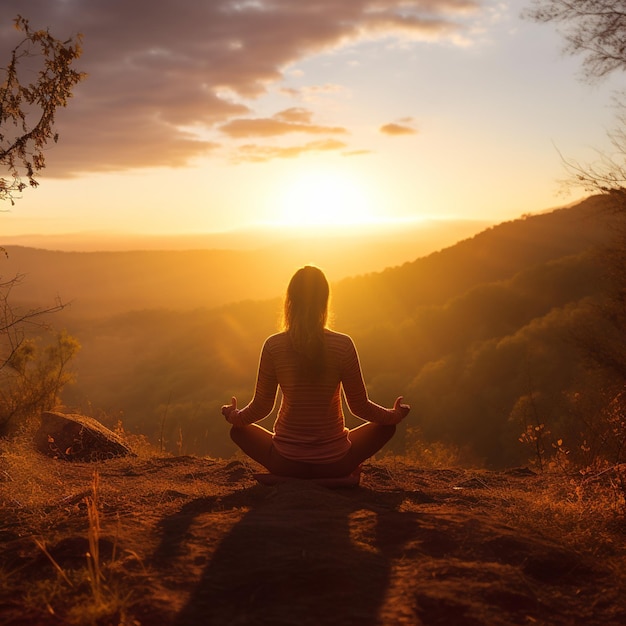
top-left (393, 396), bottom-right (410, 421)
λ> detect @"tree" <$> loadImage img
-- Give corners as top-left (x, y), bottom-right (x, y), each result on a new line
top-left (530, 0), bottom-right (626, 472)
top-left (1, 15), bottom-right (85, 204)
top-left (0, 16), bottom-right (84, 433)
top-left (0, 328), bottom-right (81, 432)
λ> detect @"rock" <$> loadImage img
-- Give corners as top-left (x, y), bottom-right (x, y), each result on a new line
top-left (35, 411), bottom-right (135, 461)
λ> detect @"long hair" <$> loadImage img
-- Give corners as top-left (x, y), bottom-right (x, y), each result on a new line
top-left (282, 265), bottom-right (329, 375)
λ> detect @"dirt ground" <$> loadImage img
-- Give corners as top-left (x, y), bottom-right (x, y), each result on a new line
top-left (1, 454), bottom-right (625, 625)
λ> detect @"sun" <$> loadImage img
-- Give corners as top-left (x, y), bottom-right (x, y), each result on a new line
top-left (275, 169), bottom-right (378, 228)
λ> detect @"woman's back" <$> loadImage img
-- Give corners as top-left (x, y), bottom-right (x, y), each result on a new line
top-left (266, 329), bottom-right (352, 463)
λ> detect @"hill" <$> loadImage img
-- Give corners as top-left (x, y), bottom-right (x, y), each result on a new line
top-left (47, 195), bottom-right (622, 467)
top-left (1, 446), bottom-right (625, 625)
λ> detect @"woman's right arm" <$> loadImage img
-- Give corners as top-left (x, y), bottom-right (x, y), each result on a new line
top-left (225, 339), bottom-right (278, 427)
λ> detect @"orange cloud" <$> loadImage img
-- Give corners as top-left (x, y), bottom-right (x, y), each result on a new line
top-left (219, 110), bottom-right (348, 138)
top-left (234, 139), bottom-right (347, 163)
top-left (274, 108), bottom-right (313, 123)
top-left (380, 122), bottom-right (418, 136)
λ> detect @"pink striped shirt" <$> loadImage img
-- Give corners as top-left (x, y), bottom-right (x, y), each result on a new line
top-left (228, 329), bottom-right (398, 463)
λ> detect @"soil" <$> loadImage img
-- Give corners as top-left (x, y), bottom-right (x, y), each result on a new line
top-left (1, 455), bottom-right (625, 625)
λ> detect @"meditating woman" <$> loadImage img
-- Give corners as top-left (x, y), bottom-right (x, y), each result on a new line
top-left (221, 265), bottom-right (410, 479)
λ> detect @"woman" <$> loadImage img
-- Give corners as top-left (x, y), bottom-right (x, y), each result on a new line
top-left (222, 265), bottom-right (410, 479)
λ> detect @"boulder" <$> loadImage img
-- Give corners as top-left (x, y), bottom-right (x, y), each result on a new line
top-left (35, 411), bottom-right (135, 461)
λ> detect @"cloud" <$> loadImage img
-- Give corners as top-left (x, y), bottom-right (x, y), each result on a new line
top-left (380, 120), bottom-right (419, 136)
top-left (46, 114), bottom-right (221, 176)
top-left (234, 138), bottom-right (347, 163)
top-left (274, 108), bottom-right (314, 124)
top-left (0, 0), bottom-right (476, 175)
top-left (219, 108), bottom-right (348, 138)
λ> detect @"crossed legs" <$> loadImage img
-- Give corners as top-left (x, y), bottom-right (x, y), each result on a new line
top-left (230, 421), bottom-right (396, 479)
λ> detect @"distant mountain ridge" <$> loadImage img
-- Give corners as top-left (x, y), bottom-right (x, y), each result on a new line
top-left (0, 219), bottom-right (489, 316)
top-left (0, 219), bottom-right (489, 253)
top-left (2, 197), bottom-right (613, 320)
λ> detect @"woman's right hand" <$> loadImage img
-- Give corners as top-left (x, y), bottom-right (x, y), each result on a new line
top-left (221, 396), bottom-right (238, 422)
top-left (393, 396), bottom-right (410, 421)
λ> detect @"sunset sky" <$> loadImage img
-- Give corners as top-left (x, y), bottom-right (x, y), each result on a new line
top-left (0, 0), bottom-right (621, 238)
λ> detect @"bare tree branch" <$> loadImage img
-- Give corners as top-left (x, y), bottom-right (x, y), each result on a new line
top-left (0, 15), bottom-right (85, 204)
top-left (527, 0), bottom-right (626, 81)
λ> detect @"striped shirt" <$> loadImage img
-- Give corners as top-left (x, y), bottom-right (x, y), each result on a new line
top-left (229, 329), bottom-right (399, 463)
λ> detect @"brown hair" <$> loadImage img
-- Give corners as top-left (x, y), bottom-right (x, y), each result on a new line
top-left (283, 265), bottom-right (329, 374)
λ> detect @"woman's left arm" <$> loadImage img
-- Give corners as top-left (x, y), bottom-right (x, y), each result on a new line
top-left (341, 337), bottom-right (409, 425)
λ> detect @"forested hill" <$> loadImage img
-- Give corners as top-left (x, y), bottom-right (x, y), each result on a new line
top-left (331, 194), bottom-right (617, 329)
top-left (330, 195), bottom-right (622, 467)
top-left (53, 195), bottom-right (622, 468)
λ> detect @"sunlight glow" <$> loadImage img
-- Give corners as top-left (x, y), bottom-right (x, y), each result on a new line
top-left (275, 169), bottom-right (378, 227)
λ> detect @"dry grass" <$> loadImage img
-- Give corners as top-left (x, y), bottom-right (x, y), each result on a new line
top-left (506, 471), bottom-right (625, 553)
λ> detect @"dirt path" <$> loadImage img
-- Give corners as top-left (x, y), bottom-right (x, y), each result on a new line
top-left (1, 456), bottom-right (625, 625)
